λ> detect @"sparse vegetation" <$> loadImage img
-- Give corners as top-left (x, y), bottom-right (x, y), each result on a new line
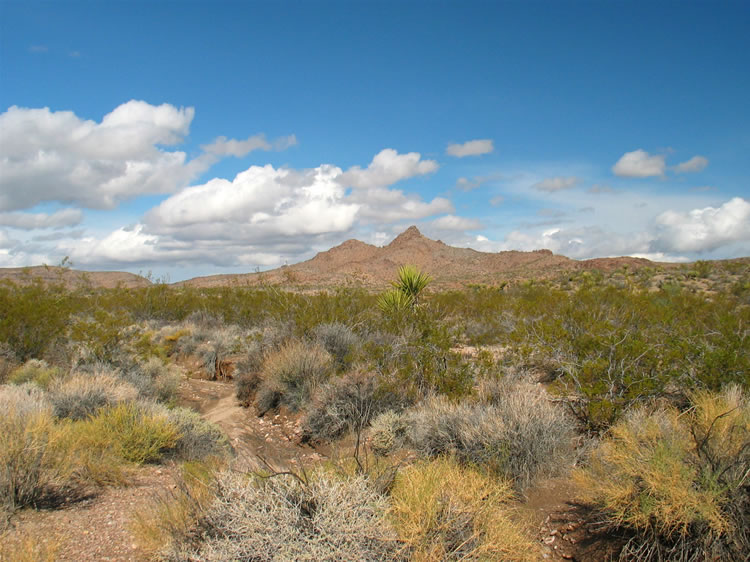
top-left (0, 258), bottom-right (748, 560)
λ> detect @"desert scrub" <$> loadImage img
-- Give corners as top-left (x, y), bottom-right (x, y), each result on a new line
top-left (406, 382), bottom-right (575, 488)
top-left (389, 457), bottom-right (537, 561)
top-left (302, 370), bottom-right (402, 443)
top-left (575, 386), bottom-right (750, 561)
top-left (254, 340), bottom-right (332, 415)
top-left (8, 359), bottom-right (62, 389)
top-left (314, 322), bottom-right (359, 371)
top-left (369, 410), bottom-right (409, 456)
top-left (137, 402), bottom-right (231, 461)
top-left (157, 469), bottom-right (401, 561)
top-left (0, 384), bottom-right (76, 511)
top-left (83, 402), bottom-right (179, 464)
top-left (48, 370), bottom-right (138, 420)
top-left (119, 357), bottom-right (180, 403)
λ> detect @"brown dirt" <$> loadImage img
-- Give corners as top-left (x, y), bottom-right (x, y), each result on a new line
top-left (1, 466), bottom-right (176, 562)
top-left (519, 477), bottom-right (627, 561)
top-left (177, 377), bottom-right (327, 472)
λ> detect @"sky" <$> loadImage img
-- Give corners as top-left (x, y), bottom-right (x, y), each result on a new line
top-left (1, 0), bottom-right (748, 282)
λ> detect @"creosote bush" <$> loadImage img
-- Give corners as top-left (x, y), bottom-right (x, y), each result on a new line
top-left (575, 385), bottom-right (750, 561)
top-left (254, 340), bottom-right (332, 415)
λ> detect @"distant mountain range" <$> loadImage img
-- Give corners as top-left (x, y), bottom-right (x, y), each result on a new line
top-left (0, 226), bottom-right (697, 290)
top-left (175, 226), bottom-right (661, 289)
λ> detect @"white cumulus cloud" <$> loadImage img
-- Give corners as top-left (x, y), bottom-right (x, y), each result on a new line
top-left (532, 176), bottom-right (581, 192)
top-left (0, 101), bottom-right (198, 211)
top-left (653, 197), bottom-right (750, 253)
top-left (339, 148), bottom-right (438, 189)
top-left (612, 149), bottom-right (666, 178)
top-left (446, 139), bottom-right (494, 157)
top-left (67, 148), bottom-right (453, 269)
top-left (673, 155), bottom-right (708, 173)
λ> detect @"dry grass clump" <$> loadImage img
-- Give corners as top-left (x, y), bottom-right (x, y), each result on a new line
top-left (48, 370), bottom-right (138, 420)
top-left (575, 385), bottom-right (750, 561)
top-left (389, 457), bottom-right (537, 561)
top-left (166, 406), bottom-right (231, 461)
top-left (125, 358), bottom-right (181, 403)
top-left (406, 381), bottom-right (575, 488)
top-left (149, 468), bottom-right (401, 561)
top-left (255, 340), bottom-right (332, 415)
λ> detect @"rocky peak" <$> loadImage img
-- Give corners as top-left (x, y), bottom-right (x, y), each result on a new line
top-left (387, 225), bottom-right (426, 247)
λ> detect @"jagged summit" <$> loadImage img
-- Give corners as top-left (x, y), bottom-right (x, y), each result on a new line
top-left (388, 225), bottom-right (425, 246)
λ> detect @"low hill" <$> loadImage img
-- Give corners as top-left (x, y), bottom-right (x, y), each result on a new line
top-left (0, 266), bottom-right (152, 289)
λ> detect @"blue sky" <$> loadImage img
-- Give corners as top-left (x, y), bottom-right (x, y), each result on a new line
top-left (1, 0), bottom-right (748, 281)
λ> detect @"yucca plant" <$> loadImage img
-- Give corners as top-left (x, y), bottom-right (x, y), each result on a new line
top-left (393, 265), bottom-right (432, 306)
top-left (377, 289), bottom-right (413, 315)
top-left (378, 266), bottom-right (432, 315)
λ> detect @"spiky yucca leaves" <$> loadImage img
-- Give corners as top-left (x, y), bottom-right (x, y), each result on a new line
top-left (393, 265), bottom-right (432, 306)
top-left (378, 265), bottom-right (432, 315)
top-left (377, 289), bottom-right (413, 315)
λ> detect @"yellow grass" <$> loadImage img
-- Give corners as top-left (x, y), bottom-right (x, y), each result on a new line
top-left (389, 457), bottom-right (537, 560)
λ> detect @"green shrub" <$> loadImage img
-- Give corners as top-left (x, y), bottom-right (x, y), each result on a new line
top-left (254, 340), bottom-right (332, 415)
top-left (48, 371), bottom-right (138, 420)
top-left (8, 359), bottom-right (62, 389)
top-left (575, 386), bottom-right (750, 561)
top-left (0, 280), bottom-right (73, 361)
top-left (85, 402), bottom-right (178, 464)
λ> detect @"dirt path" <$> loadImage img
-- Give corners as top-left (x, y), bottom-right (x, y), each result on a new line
top-left (178, 377), bottom-right (325, 472)
top-left (1, 376), bottom-right (324, 562)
